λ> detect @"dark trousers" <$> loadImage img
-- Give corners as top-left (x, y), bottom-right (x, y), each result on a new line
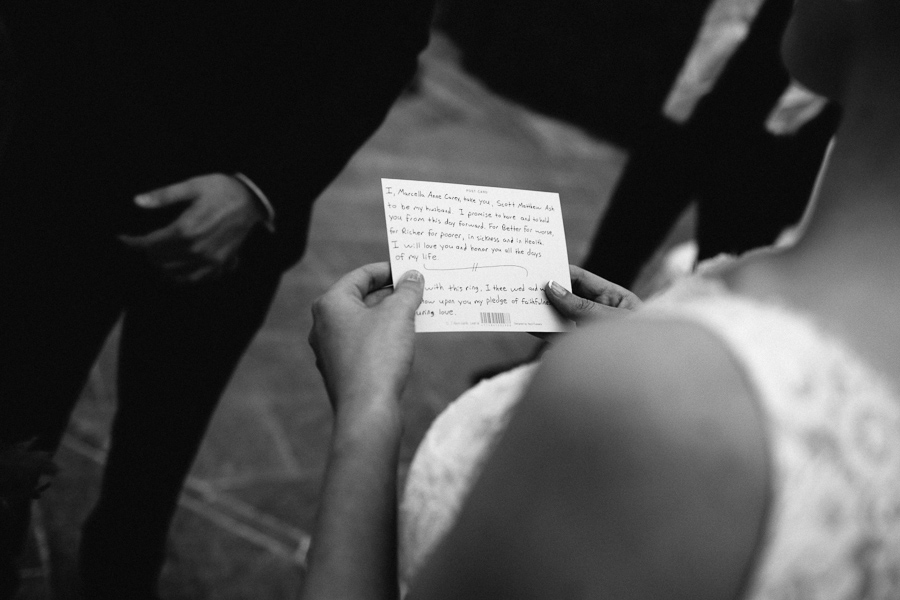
top-left (581, 0), bottom-right (839, 286)
top-left (0, 217), bottom-right (283, 598)
top-left (581, 106), bottom-right (838, 285)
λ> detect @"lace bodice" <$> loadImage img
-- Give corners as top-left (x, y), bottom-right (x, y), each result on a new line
top-left (399, 274), bottom-right (900, 598)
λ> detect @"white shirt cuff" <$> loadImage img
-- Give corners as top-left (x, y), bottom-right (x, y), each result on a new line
top-left (234, 172), bottom-right (276, 232)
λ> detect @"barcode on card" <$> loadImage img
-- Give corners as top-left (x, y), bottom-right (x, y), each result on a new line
top-left (480, 312), bottom-right (511, 326)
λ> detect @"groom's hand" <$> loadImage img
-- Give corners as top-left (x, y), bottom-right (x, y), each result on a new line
top-left (119, 173), bottom-right (265, 283)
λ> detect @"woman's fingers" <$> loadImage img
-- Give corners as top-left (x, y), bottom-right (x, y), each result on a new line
top-left (545, 279), bottom-right (622, 324)
top-left (569, 265), bottom-right (643, 310)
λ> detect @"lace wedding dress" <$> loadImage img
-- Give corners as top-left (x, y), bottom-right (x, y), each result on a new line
top-left (400, 272), bottom-right (900, 598)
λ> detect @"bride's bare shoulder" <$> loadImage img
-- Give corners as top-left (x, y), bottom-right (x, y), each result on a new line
top-left (534, 315), bottom-right (766, 461)
top-left (410, 316), bottom-right (771, 600)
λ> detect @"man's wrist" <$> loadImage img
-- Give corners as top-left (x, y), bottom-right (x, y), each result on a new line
top-left (233, 172), bottom-right (275, 232)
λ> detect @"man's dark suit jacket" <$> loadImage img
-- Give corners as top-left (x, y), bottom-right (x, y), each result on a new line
top-left (1, 1), bottom-right (433, 268)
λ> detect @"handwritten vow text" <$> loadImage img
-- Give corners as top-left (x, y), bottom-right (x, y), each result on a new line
top-left (382, 178), bottom-right (572, 332)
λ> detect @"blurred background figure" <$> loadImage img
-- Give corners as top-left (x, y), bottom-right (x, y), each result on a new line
top-left (582, 0), bottom-right (838, 285)
top-left (439, 0), bottom-right (839, 287)
top-left (0, 3), bottom-right (432, 599)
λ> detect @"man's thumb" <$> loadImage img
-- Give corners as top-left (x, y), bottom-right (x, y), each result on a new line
top-left (134, 180), bottom-right (197, 209)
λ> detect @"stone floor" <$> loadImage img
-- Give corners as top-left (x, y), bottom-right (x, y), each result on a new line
top-left (16, 32), bottom-right (694, 600)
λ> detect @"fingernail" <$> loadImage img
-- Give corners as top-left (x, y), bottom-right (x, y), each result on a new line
top-left (403, 270), bottom-right (422, 283)
top-left (134, 194), bottom-right (156, 208)
top-left (547, 280), bottom-right (567, 298)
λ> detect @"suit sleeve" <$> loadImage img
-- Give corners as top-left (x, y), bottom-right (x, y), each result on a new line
top-left (236, 0), bottom-right (435, 265)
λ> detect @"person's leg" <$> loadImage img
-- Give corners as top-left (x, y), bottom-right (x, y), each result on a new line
top-left (0, 228), bottom-right (124, 600)
top-left (688, 0), bottom-right (794, 131)
top-left (695, 105), bottom-right (839, 259)
top-left (580, 1), bottom-right (794, 286)
top-left (581, 120), bottom-right (694, 287)
top-left (692, 131), bottom-right (784, 259)
top-left (78, 234), bottom-right (283, 598)
top-left (685, 0), bottom-right (838, 258)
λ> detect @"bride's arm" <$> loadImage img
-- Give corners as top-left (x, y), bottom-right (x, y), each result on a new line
top-left (302, 263), bottom-right (424, 600)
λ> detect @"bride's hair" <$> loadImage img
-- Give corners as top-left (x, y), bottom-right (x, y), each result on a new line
top-left (782, 0), bottom-right (900, 103)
